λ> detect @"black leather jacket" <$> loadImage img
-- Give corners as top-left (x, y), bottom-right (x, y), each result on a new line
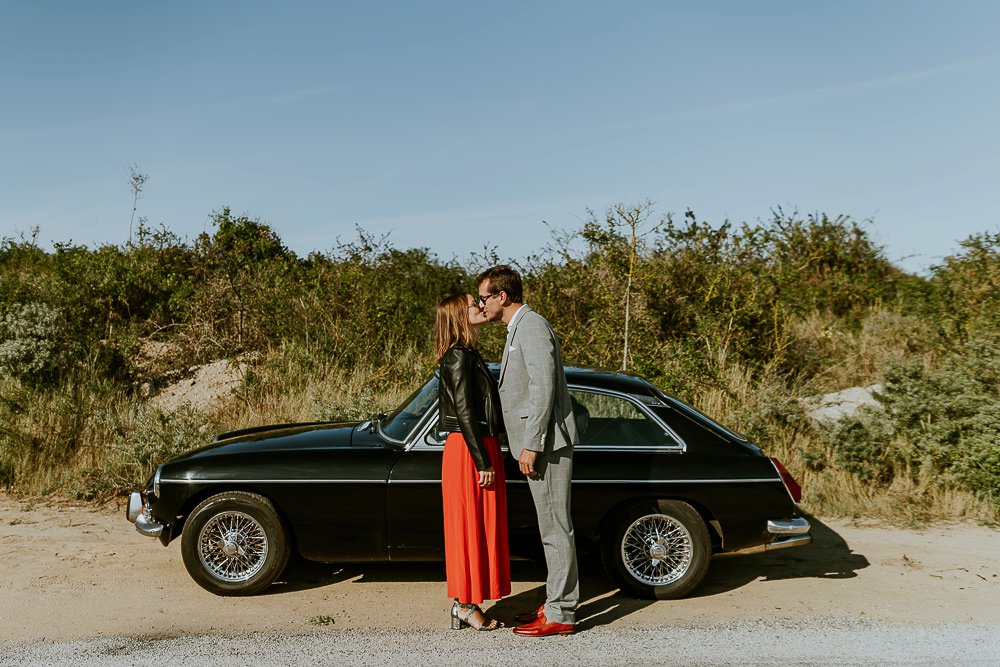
top-left (438, 344), bottom-right (505, 472)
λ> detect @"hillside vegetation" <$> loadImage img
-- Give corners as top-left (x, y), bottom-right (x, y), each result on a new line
top-left (1, 205), bottom-right (998, 524)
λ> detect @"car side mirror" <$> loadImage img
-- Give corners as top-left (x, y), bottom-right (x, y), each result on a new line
top-left (369, 413), bottom-right (386, 434)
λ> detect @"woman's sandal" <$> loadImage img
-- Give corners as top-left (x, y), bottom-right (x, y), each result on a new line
top-left (451, 602), bottom-right (502, 631)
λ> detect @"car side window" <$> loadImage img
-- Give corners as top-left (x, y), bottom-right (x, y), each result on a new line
top-left (570, 390), bottom-right (681, 448)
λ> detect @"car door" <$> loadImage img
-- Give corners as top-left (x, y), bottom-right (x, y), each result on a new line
top-left (385, 417), bottom-right (447, 561)
top-left (567, 387), bottom-right (688, 540)
top-left (386, 413), bottom-right (539, 561)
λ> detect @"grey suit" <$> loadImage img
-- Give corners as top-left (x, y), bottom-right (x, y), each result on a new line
top-left (498, 305), bottom-right (579, 625)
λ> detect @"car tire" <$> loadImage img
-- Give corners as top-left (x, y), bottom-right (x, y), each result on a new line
top-left (181, 491), bottom-right (290, 596)
top-left (601, 500), bottom-right (711, 599)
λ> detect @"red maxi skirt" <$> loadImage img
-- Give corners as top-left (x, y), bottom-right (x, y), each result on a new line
top-left (441, 432), bottom-right (511, 604)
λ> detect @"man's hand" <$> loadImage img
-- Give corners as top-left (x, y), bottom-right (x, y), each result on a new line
top-left (478, 467), bottom-right (495, 487)
top-left (518, 449), bottom-right (539, 479)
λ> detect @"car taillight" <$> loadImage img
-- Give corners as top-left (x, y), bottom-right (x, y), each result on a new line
top-left (771, 457), bottom-right (802, 503)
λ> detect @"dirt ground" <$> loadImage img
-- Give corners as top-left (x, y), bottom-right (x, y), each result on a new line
top-left (1, 493), bottom-right (998, 642)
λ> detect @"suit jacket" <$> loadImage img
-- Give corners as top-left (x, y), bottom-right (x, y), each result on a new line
top-left (498, 305), bottom-right (578, 458)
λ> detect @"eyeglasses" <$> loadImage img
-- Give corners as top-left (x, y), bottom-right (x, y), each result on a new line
top-left (476, 292), bottom-right (499, 306)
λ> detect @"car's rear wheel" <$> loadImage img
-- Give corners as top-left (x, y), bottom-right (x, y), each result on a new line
top-left (181, 491), bottom-right (290, 596)
top-left (602, 500), bottom-right (711, 599)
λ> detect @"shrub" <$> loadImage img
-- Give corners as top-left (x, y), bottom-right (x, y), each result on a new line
top-left (0, 302), bottom-right (75, 384)
top-left (823, 336), bottom-right (1000, 508)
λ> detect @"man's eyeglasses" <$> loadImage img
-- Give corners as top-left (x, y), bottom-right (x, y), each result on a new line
top-left (477, 292), bottom-right (499, 306)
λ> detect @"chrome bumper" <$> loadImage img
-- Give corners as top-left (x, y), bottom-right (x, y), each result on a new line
top-left (126, 491), bottom-right (165, 538)
top-left (767, 517), bottom-right (810, 535)
top-left (761, 517), bottom-right (812, 551)
top-left (719, 517), bottom-right (812, 556)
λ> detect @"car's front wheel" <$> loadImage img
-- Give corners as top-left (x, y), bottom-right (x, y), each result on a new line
top-left (602, 500), bottom-right (711, 599)
top-left (181, 491), bottom-right (290, 596)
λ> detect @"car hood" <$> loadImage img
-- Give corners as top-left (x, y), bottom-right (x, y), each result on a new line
top-left (170, 421), bottom-right (364, 462)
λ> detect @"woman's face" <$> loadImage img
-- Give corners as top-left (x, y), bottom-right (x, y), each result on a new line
top-left (466, 294), bottom-right (486, 333)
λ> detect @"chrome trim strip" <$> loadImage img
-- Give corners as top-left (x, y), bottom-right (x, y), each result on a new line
top-left (377, 477), bottom-right (780, 485)
top-left (160, 478), bottom-right (387, 484)
top-left (573, 478), bottom-right (779, 484)
top-left (160, 476), bottom-right (779, 485)
top-left (573, 445), bottom-right (685, 453)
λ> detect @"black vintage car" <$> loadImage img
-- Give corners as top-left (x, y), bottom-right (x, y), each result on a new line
top-left (127, 366), bottom-right (810, 599)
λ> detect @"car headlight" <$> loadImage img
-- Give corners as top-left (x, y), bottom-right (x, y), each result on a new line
top-left (153, 465), bottom-right (162, 499)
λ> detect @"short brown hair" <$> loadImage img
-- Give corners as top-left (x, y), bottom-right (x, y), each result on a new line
top-left (434, 293), bottom-right (477, 362)
top-left (475, 264), bottom-right (523, 303)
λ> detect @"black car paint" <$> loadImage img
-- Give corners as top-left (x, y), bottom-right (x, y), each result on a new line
top-left (144, 368), bottom-right (799, 563)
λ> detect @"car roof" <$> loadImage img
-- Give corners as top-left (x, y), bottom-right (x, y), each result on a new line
top-left (564, 366), bottom-right (659, 395)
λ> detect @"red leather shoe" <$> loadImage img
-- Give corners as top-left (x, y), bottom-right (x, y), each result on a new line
top-left (514, 605), bottom-right (544, 624)
top-left (512, 613), bottom-right (574, 637)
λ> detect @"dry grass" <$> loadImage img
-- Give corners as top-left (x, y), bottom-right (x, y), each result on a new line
top-left (785, 308), bottom-right (934, 391)
top-left (3, 339), bottom-right (996, 525)
top-left (685, 350), bottom-right (998, 525)
top-left (800, 466), bottom-right (997, 526)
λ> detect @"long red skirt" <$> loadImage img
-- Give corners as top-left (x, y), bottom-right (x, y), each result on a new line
top-left (442, 432), bottom-right (511, 604)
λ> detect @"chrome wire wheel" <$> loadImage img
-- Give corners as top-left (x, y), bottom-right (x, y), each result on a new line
top-left (620, 513), bottom-right (693, 586)
top-left (197, 510), bottom-right (269, 583)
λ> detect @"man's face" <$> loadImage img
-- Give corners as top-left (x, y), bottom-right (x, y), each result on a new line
top-left (477, 279), bottom-right (504, 322)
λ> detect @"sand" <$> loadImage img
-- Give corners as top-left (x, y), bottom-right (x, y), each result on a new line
top-left (1, 493), bottom-right (997, 642)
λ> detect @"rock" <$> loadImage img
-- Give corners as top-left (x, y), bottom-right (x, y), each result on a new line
top-left (802, 384), bottom-right (883, 423)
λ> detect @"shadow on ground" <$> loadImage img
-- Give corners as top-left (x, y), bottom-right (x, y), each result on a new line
top-left (692, 513), bottom-right (870, 598)
top-left (266, 513), bottom-right (868, 628)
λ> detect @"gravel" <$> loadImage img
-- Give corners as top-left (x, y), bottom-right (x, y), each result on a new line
top-left (4, 620), bottom-right (999, 666)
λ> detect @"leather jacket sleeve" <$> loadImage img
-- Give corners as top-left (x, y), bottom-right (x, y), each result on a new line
top-left (439, 347), bottom-right (492, 472)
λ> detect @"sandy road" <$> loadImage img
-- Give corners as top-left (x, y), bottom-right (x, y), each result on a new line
top-left (1, 494), bottom-right (999, 664)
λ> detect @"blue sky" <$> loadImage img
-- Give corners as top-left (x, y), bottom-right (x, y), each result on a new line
top-left (2, 1), bottom-right (998, 273)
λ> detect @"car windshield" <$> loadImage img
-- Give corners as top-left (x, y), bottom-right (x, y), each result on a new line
top-left (380, 376), bottom-right (439, 442)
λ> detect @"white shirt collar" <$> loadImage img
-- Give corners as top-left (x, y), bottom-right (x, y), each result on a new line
top-left (507, 304), bottom-right (527, 332)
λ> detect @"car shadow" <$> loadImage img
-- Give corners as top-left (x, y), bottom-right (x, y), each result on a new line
top-left (267, 553), bottom-right (654, 629)
top-left (265, 514), bottom-right (868, 628)
top-left (691, 513), bottom-right (870, 598)
top-left (264, 557), bottom-right (442, 594)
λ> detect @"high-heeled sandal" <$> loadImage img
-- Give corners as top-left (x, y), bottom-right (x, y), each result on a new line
top-left (450, 602), bottom-right (502, 631)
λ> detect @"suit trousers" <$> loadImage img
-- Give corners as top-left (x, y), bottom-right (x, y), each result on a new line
top-left (526, 446), bottom-right (579, 625)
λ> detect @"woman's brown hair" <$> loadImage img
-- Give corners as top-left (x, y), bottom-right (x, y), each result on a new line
top-left (435, 293), bottom-right (477, 362)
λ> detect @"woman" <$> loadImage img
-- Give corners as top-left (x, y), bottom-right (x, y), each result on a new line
top-left (435, 292), bottom-right (510, 631)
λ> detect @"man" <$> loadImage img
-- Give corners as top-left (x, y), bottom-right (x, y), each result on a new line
top-left (475, 265), bottom-right (579, 637)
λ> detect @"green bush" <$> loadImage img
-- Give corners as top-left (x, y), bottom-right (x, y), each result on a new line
top-left (0, 302), bottom-right (74, 384)
top-left (825, 411), bottom-right (900, 484)
top-left (926, 230), bottom-right (1000, 343)
top-left (824, 336), bottom-right (1000, 507)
